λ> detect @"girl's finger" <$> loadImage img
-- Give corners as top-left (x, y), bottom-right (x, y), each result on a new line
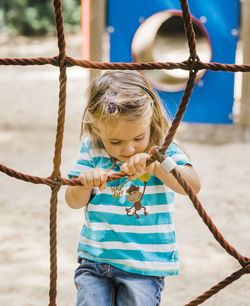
top-left (86, 172), bottom-right (95, 187)
top-left (79, 173), bottom-right (92, 189)
top-left (93, 171), bottom-right (101, 187)
top-left (134, 156), bottom-right (146, 173)
top-left (99, 183), bottom-right (107, 191)
top-left (99, 170), bottom-right (108, 185)
top-left (125, 159), bottom-right (137, 174)
top-left (127, 173), bottom-right (141, 181)
top-left (79, 174), bottom-right (87, 185)
top-left (121, 163), bottom-right (132, 175)
top-left (99, 170), bottom-right (108, 191)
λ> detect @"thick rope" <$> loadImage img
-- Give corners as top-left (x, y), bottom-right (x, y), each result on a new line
top-left (49, 186), bottom-right (60, 306)
top-left (185, 263), bottom-right (250, 305)
top-left (48, 1), bottom-right (67, 305)
top-left (0, 0), bottom-right (249, 305)
top-left (171, 169), bottom-right (247, 267)
top-left (2, 56), bottom-right (250, 73)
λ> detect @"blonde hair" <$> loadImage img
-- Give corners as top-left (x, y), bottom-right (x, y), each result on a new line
top-left (81, 70), bottom-right (170, 152)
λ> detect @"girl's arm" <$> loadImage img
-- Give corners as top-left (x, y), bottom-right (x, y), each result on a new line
top-left (65, 167), bottom-right (108, 209)
top-left (65, 186), bottom-right (92, 209)
top-left (153, 162), bottom-right (201, 195)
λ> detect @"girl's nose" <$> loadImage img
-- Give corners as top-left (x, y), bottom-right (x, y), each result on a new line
top-left (121, 142), bottom-right (136, 155)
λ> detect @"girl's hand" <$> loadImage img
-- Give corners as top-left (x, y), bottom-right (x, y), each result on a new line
top-left (79, 168), bottom-right (108, 191)
top-left (120, 153), bottom-right (156, 180)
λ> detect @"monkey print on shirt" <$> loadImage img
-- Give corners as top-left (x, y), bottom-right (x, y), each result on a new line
top-left (125, 184), bottom-right (148, 218)
top-left (125, 172), bottom-right (150, 219)
top-left (110, 173), bottom-right (150, 219)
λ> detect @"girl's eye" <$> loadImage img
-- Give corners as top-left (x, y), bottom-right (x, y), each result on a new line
top-left (134, 136), bottom-right (144, 142)
top-left (110, 141), bottom-right (121, 145)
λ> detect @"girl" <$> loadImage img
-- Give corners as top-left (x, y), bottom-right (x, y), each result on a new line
top-left (65, 70), bottom-right (201, 306)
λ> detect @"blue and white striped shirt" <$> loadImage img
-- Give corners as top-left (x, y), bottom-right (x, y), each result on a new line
top-left (68, 137), bottom-right (191, 276)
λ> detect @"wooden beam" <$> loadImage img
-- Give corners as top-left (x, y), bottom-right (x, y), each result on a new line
top-left (240, 0), bottom-right (250, 141)
top-left (81, 0), bottom-right (106, 81)
top-left (89, 0), bottom-right (106, 81)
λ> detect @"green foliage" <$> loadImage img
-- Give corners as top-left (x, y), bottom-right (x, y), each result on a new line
top-left (0, 0), bottom-right (81, 35)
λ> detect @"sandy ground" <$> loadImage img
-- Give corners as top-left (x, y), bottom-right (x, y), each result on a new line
top-left (0, 33), bottom-right (250, 306)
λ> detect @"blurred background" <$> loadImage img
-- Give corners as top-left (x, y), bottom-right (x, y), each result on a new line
top-left (0, 1), bottom-right (250, 305)
top-left (0, 0), bottom-right (80, 35)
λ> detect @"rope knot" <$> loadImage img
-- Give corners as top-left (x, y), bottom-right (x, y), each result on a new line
top-left (150, 146), bottom-right (165, 162)
top-left (244, 258), bottom-right (250, 273)
top-left (188, 54), bottom-right (200, 74)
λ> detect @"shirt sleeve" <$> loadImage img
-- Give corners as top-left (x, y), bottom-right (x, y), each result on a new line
top-left (165, 141), bottom-right (192, 166)
top-left (68, 139), bottom-right (94, 179)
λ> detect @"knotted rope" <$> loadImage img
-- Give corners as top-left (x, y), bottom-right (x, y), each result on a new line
top-left (0, 0), bottom-right (249, 305)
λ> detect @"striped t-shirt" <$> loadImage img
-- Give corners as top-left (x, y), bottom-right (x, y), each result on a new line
top-left (68, 137), bottom-right (190, 276)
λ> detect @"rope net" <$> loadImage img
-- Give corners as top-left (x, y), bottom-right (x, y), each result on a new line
top-left (0, 0), bottom-right (249, 305)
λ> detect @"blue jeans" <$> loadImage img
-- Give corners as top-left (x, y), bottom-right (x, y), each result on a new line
top-left (74, 258), bottom-right (165, 306)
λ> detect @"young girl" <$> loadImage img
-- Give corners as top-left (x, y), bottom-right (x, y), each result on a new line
top-left (65, 70), bottom-right (201, 306)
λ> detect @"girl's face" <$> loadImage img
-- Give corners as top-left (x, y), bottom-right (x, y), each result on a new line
top-left (98, 118), bottom-right (151, 163)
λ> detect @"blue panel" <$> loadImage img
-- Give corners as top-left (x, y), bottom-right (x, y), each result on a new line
top-left (108, 0), bottom-right (179, 62)
top-left (108, 0), bottom-right (240, 123)
top-left (159, 71), bottom-right (235, 123)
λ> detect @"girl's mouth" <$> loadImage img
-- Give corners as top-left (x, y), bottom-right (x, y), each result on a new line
top-left (121, 155), bottom-right (134, 159)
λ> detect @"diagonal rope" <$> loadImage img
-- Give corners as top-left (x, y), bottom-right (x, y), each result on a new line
top-left (185, 263), bottom-right (250, 305)
top-left (171, 169), bottom-right (248, 267)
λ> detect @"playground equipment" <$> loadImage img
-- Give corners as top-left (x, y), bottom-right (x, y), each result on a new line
top-left (108, 0), bottom-right (240, 123)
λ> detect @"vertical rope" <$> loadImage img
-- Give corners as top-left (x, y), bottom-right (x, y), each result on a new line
top-left (52, 0), bottom-right (67, 179)
top-left (48, 186), bottom-right (60, 306)
top-left (48, 1), bottom-right (67, 305)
